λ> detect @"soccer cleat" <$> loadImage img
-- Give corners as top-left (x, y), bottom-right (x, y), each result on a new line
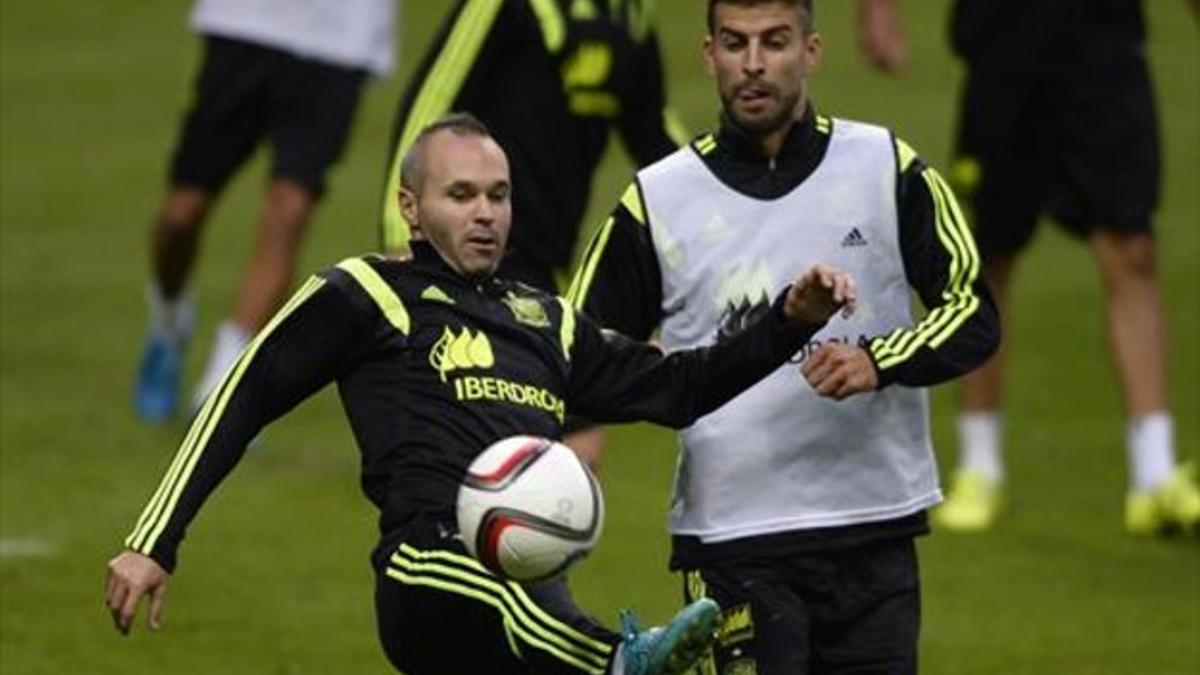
top-left (1126, 462), bottom-right (1200, 536)
top-left (134, 334), bottom-right (185, 422)
top-left (935, 470), bottom-right (1003, 532)
top-left (619, 598), bottom-right (720, 675)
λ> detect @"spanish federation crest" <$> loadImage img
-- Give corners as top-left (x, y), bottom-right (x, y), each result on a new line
top-left (502, 291), bottom-right (550, 328)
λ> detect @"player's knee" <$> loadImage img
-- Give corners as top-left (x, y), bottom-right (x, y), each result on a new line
top-left (159, 187), bottom-right (211, 234)
top-left (1099, 234), bottom-right (1157, 284)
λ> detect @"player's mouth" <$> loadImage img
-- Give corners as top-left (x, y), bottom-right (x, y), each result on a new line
top-left (464, 232), bottom-right (500, 256)
top-left (736, 81), bottom-right (774, 105)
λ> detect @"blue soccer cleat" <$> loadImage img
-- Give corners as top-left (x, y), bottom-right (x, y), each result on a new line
top-left (134, 334), bottom-right (185, 422)
top-left (619, 598), bottom-right (720, 675)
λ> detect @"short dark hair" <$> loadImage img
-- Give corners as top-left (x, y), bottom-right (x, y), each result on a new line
top-left (706, 0), bottom-right (815, 35)
top-left (400, 112), bottom-right (495, 193)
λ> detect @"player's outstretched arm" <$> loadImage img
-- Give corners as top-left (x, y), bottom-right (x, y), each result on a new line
top-left (106, 551), bottom-right (169, 635)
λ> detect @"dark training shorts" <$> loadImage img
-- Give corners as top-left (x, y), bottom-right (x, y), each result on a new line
top-left (683, 537), bottom-right (920, 675)
top-left (950, 42), bottom-right (1160, 260)
top-left (169, 35), bottom-right (366, 197)
top-left (373, 516), bottom-right (618, 674)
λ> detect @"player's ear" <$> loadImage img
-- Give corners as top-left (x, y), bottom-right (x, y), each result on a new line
top-left (399, 187), bottom-right (422, 238)
top-left (702, 35), bottom-right (717, 76)
top-left (803, 31), bottom-right (823, 73)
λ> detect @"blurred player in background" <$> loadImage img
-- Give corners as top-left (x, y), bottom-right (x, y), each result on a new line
top-left (134, 0), bottom-right (397, 422)
top-left (379, 0), bottom-right (687, 466)
top-left (107, 113), bottom-right (858, 675)
top-left (570, 1), bottom-right (998, 671)
top-left (892, 0), bottom-right (1200, 534)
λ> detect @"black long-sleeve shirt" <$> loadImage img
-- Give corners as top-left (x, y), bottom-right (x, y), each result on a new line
top-left (380, 0), bottom-right (683, 277)
top-left (123, 243), bottom-right (823, 572)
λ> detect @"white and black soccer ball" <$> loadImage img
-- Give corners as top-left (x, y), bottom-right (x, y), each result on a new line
top-left (456, 435), bottom-right (604, 583)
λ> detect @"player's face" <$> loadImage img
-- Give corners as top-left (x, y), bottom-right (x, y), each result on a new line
top-left (402, 132), bottom-right (512, 278)
top-left (705, 1), bottom-right (822, 135)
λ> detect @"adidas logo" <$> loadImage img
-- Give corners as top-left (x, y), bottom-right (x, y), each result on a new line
top-left (421, 285), bottom-right (455, 305)
top-left (840, 227), bottom-right (868, 248)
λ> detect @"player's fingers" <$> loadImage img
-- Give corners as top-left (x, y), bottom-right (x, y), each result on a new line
top-left (815, 368), bottom-right (847, 397)
top-left (799, 346), bottom-right (831, 379)
top-left (805, 353), bottom-right (840, 388)
top-left (118, 586), bottom-right (143, 636)
top-left (148, 583), bottom-right (167, 631)
top-left (107, 581), bottom-right (129, 634)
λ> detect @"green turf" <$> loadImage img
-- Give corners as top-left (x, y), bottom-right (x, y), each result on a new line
top-left (1, 1), bottom-right (1196, 673)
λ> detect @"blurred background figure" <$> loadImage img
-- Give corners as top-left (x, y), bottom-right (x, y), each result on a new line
top-left (379, 0), bottom-right (686, 466)
top-left (860, 0), bottom-right (1200, 535)
top-left (135, 0), bottom-right (398, 422)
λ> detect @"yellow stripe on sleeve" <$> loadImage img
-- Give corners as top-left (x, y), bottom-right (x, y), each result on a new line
top-left (336, 257), bottom-right (411, 335)
top-left (870, 167), bottom-right (980, 370)
top-left (566, 216), bottom-right (616, 309)
top-left (127, 277), bottom-right (327, 553)
top-left (557, 298), bottom-right (576, 362)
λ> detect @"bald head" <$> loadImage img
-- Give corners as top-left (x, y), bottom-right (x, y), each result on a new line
top-left (400, 113), bottom-right (495, 195)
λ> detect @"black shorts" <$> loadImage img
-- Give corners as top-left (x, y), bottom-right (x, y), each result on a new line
top-left (169, 35), bottom-right (366, 196)
top-left (951, 41), bottom-right (1160, 260)
top-left (373, 516), bottom-right (618, 674)
top-left (682, 537), bottom-right (920, 675)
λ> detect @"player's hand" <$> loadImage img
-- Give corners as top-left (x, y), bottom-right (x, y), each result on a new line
top-left (105, 551), bottom-right (170, 636)
top-left (784, 265), bottom-right (857, 327)
top-left (857, 0), bottom-right (907, 74)
top-left (801, 344), bottom-right (879, 400)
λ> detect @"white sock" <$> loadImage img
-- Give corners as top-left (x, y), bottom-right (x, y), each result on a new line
top-left (957, 412), bottom-right (1004, 483)
top-left (146, 283), bottom-right (195, 344)
top-left (1127, 412), bottom-right (1175, 492)
top-left (192, 321), bottom-right (251, 408)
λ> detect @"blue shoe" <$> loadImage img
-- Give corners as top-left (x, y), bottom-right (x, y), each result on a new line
top-left (135, 334), bottom-right (184, 422)
top-left (619, 598), bottom-right (720, 675)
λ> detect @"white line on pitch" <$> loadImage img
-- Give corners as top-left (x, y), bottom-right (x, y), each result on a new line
top-left (0, 537), bottom-right (58, 559)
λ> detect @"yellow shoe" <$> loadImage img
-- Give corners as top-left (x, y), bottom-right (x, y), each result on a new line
top-left (1128, 463), bottom-right (1200, 536)
top-left (936, 470), bottom-right (1003, 532)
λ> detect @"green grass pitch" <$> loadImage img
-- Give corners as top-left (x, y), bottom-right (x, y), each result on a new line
top-left (1, 1), bottom-right (1196, 673)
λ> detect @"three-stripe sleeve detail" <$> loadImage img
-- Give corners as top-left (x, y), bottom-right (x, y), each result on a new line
top-left (381, 0), bottom-right (506, 250)
top-left (566, 215), bottom-right (616, 309)
top-left (870, 167), bottom-right (981, 370)
top-left (126, 276), bottom-right (327, 554)
top-left (567, 181), bottom-right (644, 309)
top-left (385, 544), bottom-right (612, 673)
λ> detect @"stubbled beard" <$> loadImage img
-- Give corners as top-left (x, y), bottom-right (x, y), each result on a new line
top-left (721, 85), bottom-right (801, 136)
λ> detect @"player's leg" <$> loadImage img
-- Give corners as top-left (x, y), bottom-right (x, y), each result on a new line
top-left (1056, 43), bottom-right (1198, 535)
top-left (191, 54), bottom-right (365, 409)
top-left (939, 64), bottom-right (1048, 531)
top-left (136, 36), bottom-right (269, 421)
top-left (377, 518), bottom-right (716, 674)
top-left (682, 563), bottom-right (810, 674)
top-left (1091, 232), bottom-right (1196, 534)
top-left (809, 538), bottom-right (920, 675)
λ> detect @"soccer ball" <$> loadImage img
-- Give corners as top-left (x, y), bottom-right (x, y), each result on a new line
top-left (457, 435), bottom-right (604, 583)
